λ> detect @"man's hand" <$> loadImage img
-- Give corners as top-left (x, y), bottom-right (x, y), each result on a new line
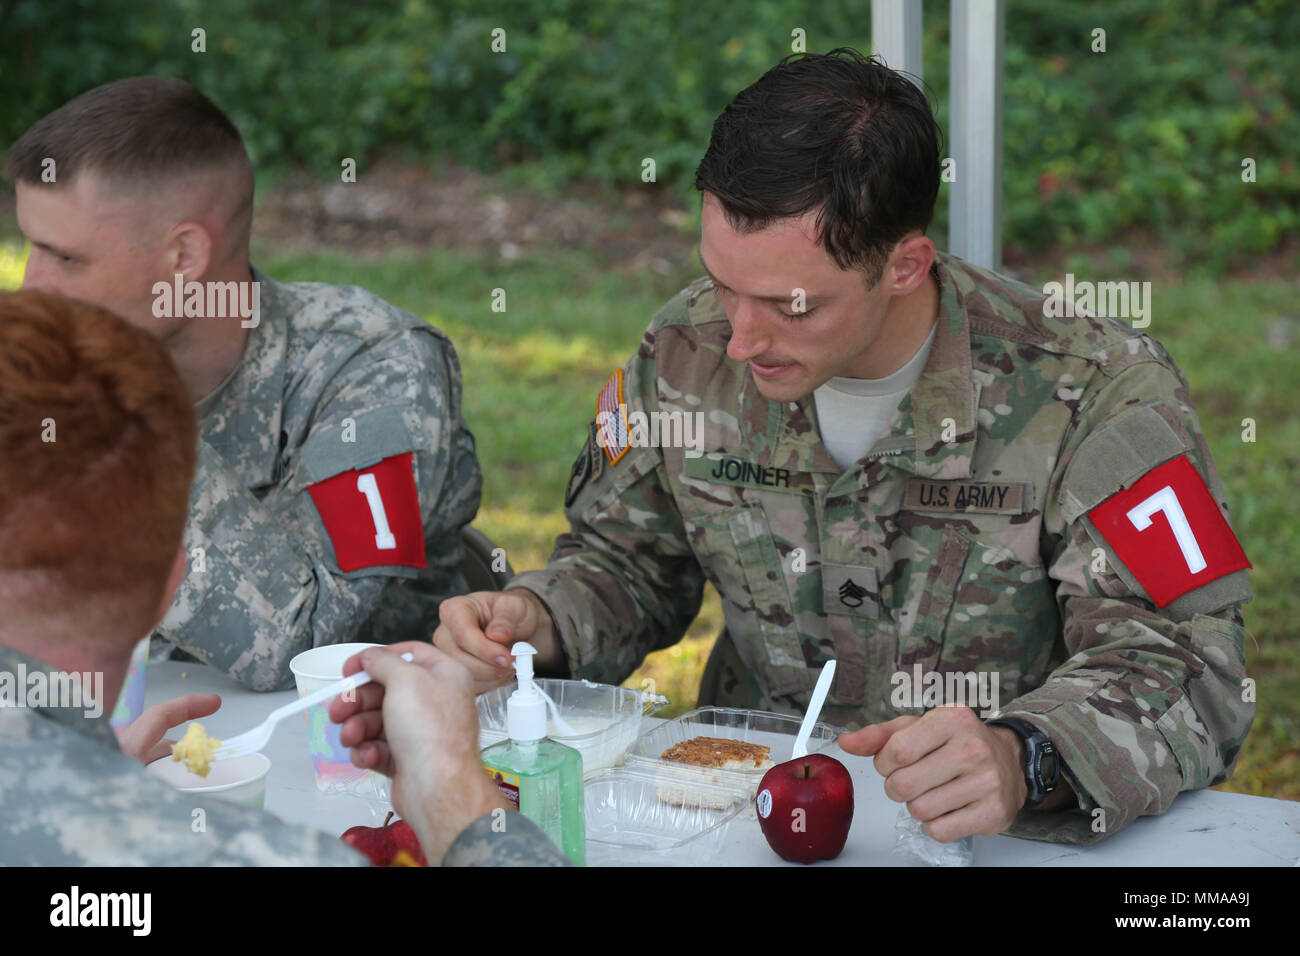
top-left (329, 642), bottom-right (509, 865)
top-left (114, 694), bottom-right (222, 765)
top-left (432, 588), bottom-right (562, 694)
top-left (838, 706), bottom-right (1028, 842)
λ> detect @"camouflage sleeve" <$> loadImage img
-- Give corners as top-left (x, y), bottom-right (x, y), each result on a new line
top-left (998, 346), bottom-right (1254, 844)
top-left (206, 826), bottom-right (370, 866)
top-left (441, 810), bottom-right (574, 866)
top-left (506, 323), bottom-right (706, 684)
top-left (158, 326), bottom-right (480, 691)
top-left (0, 704), bottom-right (370, 866)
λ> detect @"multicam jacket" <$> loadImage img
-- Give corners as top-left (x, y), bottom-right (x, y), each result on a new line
top-left (509, 252), bottom-right (1254, 844)
top-left (156, 269), bottom-right (482, 691)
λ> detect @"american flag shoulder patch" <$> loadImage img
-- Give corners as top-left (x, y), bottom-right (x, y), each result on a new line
top-left (596, 369), bottom-right (631, 465)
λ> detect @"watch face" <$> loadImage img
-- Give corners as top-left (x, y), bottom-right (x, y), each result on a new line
top-left (1039, 749), bottom-right (1059, 785)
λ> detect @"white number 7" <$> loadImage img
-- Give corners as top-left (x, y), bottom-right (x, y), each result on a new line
top-left (1126, 485), bottom-right (1206, 574)
top-left (356, 473), bottom-right (397, 550)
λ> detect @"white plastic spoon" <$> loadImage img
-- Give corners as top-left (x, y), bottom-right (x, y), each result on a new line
top-left (791, 659), bottom-right (836, 760)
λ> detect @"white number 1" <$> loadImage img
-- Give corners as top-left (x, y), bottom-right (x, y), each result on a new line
top-left (356, 473), bottom-right (397, 550)
top-left (1126, 485), bottom-right (1206, 574)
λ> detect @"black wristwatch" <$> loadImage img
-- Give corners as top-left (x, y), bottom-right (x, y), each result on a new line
top-left (985, 716), bottom-right (1059, 808)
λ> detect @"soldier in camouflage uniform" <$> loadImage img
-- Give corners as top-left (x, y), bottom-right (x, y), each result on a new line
top-left (436, 50), bottom-right (1253, 845)
top-left (0, 290), bottom-right (563, 867)
top-left (0, 646), bottom-right (368, 866)
top-left (156, 268), bottom-right (481, 690)
top-left (0, 642), bottom-right (567, 866)
top-left (7, 77), bottom-right (481, 692)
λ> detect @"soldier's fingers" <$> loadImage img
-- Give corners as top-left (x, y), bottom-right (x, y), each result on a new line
top-left (439, 614), bottom-right (526, 674)
top-left (349, 740), bottom-right (393, 775)
top-left (355, 646), bottom-right (428, 691)
top-left (919, 800), bottom-right (989, 843)
top-left (341, 641), bottom-right (440, 679)
top-left (146, 693), bottom-right (222, 736)
top-left (838, 714), bottom-right (918, 758)
top-left (436, 593), bottom-right (513, 667)
top-left (482, 591), bottom-right (534, 645)
top-left (328, 680), bottom-right (385, 724)
top-left (117, 693), bottom-right (224, 763)
top-left (882, 741), bottom-right (966, 804)
top-left (337, 710), bottom-right (385, 749)
top-left (895, 755), bottom-right (984, 817)
top-left (169, 693), bottom-right (222, 726)
top-left (141, 739), bottom-right (177, 765)
top-left (431, 626), bottom-right (515, 691)
top-left (875, 710), bottom-right (967, 777)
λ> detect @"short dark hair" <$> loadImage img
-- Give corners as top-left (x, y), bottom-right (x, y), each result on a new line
top-left (4, 76), bottom-right (251, 198)
top-left (694, 48), bottom-right (940, 285)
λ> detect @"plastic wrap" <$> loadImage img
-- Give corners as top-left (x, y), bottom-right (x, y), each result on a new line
top-left (891, 805), bottom-right (975, 866)
top-left (584, 766), bottom-right (748, 866)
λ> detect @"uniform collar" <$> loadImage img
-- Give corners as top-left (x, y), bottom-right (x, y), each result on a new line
top-left (0, 645), bottom-right (122, 750)
top-left (196, 265), bottom-right (289, 490)
top-left (739, 252), bottom-right (978, 483)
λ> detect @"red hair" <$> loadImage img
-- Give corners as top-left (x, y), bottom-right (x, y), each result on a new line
top-left (0, 291), bottom-right (196, 630)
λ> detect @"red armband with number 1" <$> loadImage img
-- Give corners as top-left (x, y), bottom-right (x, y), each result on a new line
top-left (306, 452), bottom-right (427, 572)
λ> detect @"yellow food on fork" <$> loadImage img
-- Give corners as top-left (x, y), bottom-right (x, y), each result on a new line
top-left (172, 722), bottom-right (222, 778)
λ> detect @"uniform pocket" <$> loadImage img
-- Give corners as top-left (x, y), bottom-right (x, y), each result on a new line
top-left (898, 515), bottom-right (1059, 704)
top-left (724, 507), bottom-right (809, 698)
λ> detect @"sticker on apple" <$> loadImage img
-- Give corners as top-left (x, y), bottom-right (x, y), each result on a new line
top-left (757, 788), bottom-right (773, 819)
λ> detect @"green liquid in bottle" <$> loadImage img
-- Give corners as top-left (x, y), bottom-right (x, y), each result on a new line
top-left (483, 738), bottom-right (586, 866)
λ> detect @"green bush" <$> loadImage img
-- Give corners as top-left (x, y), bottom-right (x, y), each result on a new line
top-left (2, 0), bottom-right (1295, 272)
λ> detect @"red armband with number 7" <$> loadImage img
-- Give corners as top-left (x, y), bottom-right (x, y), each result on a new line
top-left (1087, 454), bottom-right (1250, 607)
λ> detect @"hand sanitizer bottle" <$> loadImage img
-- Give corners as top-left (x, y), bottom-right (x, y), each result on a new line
top-left (481, 642), bottom-right (586, 865)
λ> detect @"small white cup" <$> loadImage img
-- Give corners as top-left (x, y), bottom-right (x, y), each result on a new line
top-left (146, 752), bottom-right (271, 810)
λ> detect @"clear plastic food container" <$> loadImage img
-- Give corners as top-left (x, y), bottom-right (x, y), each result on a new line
top-left (625, 706), bottom-right (848, 795)
top-left (583, 766), bottom-right (749, 867)
top-left (477, 679), bottom-right (669, 779)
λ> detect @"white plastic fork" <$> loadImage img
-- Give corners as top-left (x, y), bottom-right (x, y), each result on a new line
top-left (791, 659), bottom-right (836, 760)
top-left (209, 651), bottom-right (414, 761)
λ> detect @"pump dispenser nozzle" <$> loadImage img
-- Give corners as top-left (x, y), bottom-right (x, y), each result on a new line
top-left (506, 642), bottom-right (547, 742)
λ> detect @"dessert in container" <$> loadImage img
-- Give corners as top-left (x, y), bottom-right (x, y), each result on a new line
top-left (477, 678), bottom-right (669, 779)
top-left (624, 705), bottom-right (848, 795)
top-left (578, 706), bottom-right (850, 865)
top-left (582, 765), bottom-right (748, 866)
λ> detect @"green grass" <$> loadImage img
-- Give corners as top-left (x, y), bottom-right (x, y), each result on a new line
top-left (1, 241), bottom-right (1293, 798)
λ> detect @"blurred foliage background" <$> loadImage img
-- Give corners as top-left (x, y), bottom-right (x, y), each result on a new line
top-left (0, 0), bottom-right (1295, 799)
top-left (2, 0), bottom-right (1297, 272)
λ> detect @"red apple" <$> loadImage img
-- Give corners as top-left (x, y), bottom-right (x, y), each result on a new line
top-left (756, 753), bottom-right (854, 863)
top-left (341, 813), bottom-right (428, 866)
top-left (384, 820), bottom-right (428, 866)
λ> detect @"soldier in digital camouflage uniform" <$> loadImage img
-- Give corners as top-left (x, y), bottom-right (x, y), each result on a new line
top-left (0, 646), bottom-right (367, 866)
top-left (7, 77), bottom-right (481, 693)
top-left (159, 268), bottom-right (482, 690)
top-left (0, 290), bottom-right (563, 867)
top-left (0, 646), bottom-right (566, 865)
top-left (438, 50), bottom-right (1253, 846)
